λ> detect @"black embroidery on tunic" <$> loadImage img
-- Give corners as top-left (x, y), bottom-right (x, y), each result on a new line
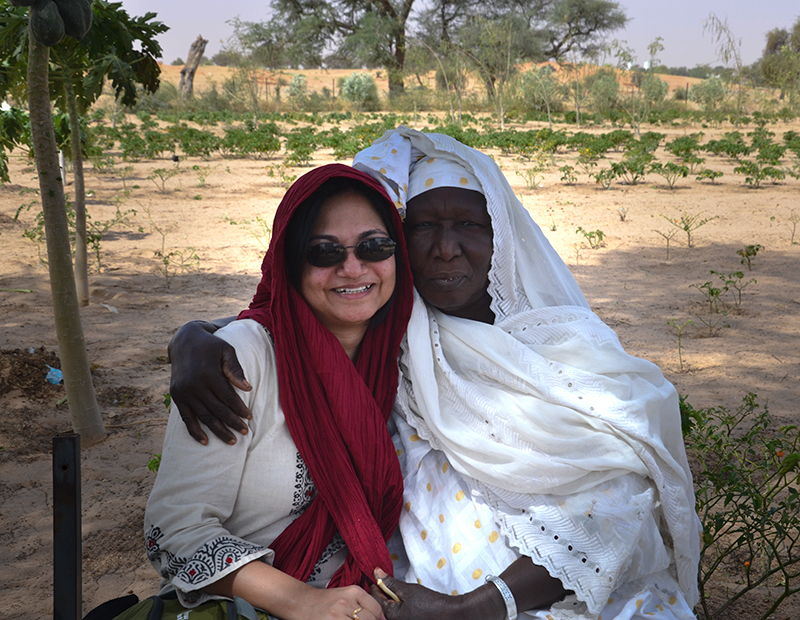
top-left (309, 532), bottom-right (347, 580)
top-left (176, 536), bottom-right (266, 585)
top-left (146, 525), bottom-right (187, 579)
top-left (291, 451), bottom-right (316, 514)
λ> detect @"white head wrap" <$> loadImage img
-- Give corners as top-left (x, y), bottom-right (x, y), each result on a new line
top-left (406, 156), bottom-right (483, 201)
top-left (353, 127), bottom-right (700, 614)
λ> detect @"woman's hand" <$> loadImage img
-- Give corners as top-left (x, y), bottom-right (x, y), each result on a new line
top-left (369, 570), bottom-right (503, 620)
top-left (168, 319), bottom-right (252, 445)
top-left (302, 584), bottom-right (386, 620)
top-left (208, 562), bottom-right (385, 620)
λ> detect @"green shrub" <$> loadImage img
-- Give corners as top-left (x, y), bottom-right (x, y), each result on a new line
top-left (682, 394), bottom-right (800, 620)
top-left (340, 72), bottom-right (381, 111)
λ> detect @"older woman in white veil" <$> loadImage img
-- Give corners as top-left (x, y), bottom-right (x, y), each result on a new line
top-left (353, 127), bottom-right (699, 620)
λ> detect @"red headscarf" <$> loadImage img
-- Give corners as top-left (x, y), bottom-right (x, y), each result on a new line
top-left (238, 164), bottom-right (413, 588)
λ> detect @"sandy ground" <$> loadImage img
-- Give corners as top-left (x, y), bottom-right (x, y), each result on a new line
top-left (1, 114), bottom-right (798, 619)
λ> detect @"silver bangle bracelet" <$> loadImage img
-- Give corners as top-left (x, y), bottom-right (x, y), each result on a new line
top-left (485, 574), bottom-right (518, 620)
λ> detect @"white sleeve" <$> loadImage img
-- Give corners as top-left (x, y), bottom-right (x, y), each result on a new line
top-left (144, 319), bottom-right (278, 605)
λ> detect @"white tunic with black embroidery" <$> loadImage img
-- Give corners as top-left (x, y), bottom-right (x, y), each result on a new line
top-left (144, 319), bottom-right (347, 607)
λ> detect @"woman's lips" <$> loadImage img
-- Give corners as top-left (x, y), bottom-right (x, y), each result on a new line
top-left (428, 274), bottom-right (466, 290)
top-left (333, 283), bottom-right (374, 295)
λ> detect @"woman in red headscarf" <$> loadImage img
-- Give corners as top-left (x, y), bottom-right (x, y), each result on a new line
top-left (144, 164), bottom-right (413, 620)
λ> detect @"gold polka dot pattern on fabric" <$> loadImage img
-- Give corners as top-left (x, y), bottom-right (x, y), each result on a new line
top-left (442, 462), bottom-right (449, 474)
top-left (390, 553), bottom-right (399, 561)
top-left (426, 482), bottom-right (432, 492)
top-left (395, 448), bottom-right (403, 456)
top-left (489, 531), bottom-right (499, 543)
top-left (452, 543), bottom-right (461, 553)
top-left (451, 590), bottom-right (458, 596)
top-left (403, 183), bottom-right (408, 192)
top-left (425, 178), bottom-right (434, 188)
top-left (421, 530), bottom-right (428, 540)
top-left (656, 605), bottom-right (664, 612)
top-left (472, 569), bottom-right (483, 580)
top-left (455, 490), bottom-right (465, 501)
top-left (404, 502), bottom-right (411, 512)
top-left (380, 167), bottom-right (386, 174)
top-left (427, 158), bottom-right (435, 164)
top-left (474, 519), bottom-right (481, 528)
top-left (391, 148), bottom-right (397, 154)
top-left (437, 558), bottom-right (446, 569)
top-left (669, 596), bottom-right (677, 605)
top-left (409, 434), bottom-right (420, 442)
top-left (371, 156), bottom-right (380, 160)
top-left (546, 615), bottom-right (555, 620)
top-left (598, 616), bottom-right (602, 620)
top-left (459, 177), bottom-right (469, 186)
top-left (439, 514), bottom-right (445, 523)
top-left (607, 599), bottom-right (614, 605)
top-left (635, 599), bottom-right (643, 609)
top-left (417, 578), bottom-right (422, 584)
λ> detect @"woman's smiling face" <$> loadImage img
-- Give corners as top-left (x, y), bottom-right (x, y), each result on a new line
top-left (300, 191), bottom-right (396, 336)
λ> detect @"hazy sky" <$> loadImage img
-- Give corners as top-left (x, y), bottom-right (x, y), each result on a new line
top-left (121, 0), bottom-right (799, 70)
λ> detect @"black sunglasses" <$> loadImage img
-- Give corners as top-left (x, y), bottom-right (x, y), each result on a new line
top-left (306, 237), bottom-right (397, 268)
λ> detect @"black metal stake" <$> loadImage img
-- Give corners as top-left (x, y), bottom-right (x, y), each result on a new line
top-left (53, 433), bottom-right (81, 620)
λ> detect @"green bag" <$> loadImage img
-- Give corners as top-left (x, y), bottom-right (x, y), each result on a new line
top-left (111, 592), bottom-right (274, 620)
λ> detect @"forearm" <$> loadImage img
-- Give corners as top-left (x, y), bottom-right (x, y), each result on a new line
top-left (204, 560), bottom-right (314, 619)
top-left (464, 557), bottom-right (569, 620)
top-left (499, 556), bottom-right (569, 612)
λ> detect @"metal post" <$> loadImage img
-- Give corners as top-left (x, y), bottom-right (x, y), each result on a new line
top-left (53, 433), bottom-right (81, 620)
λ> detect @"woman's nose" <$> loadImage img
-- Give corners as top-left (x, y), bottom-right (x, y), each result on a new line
top-left (338, 247), bottom-right (368, 275)
top-left (433, 226), bottom-right (462, 260)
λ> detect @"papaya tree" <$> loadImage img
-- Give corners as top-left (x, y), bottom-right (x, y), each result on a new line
top-left (1, 1), bottom-right (167, 305)
top-left (12, 0), bottom-right (105, 445)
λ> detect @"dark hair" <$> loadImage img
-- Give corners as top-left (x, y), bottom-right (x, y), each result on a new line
top-left (283, 177), bottom-right (399, 325)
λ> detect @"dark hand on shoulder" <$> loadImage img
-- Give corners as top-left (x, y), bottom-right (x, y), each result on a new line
top-left (168, 318), bottom-right (252, 445)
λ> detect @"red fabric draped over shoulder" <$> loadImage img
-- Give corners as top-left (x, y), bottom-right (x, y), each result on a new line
top-left (238, 164), bottom-right (413, 588)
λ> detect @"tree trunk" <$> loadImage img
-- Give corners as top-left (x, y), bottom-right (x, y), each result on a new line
top-left (28, 33), bottom-right (105, 447)
top-left (179, 35), bottom-right (208, 99)
top-left (64, 79), bottom-right (88, 306)
top-left (388, 29), bottom-right (406, 96)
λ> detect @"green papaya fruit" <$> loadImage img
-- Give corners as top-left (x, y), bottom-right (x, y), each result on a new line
top-left (52, 0), bottom-right (93, 41)
top-left (30, 0), bottom-right (66, 47)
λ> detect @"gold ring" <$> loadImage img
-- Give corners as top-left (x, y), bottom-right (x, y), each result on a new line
top-left (352, 607), bottom-right (362, 619)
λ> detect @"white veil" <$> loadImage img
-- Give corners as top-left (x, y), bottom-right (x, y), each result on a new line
top-left (354, 127), bottom-right (700, 615)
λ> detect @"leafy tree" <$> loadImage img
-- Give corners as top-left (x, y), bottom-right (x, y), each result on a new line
top-left (457, 14), bottom-right (536, 128)
top-left (520, 64), bottom-right (563, 128)
top-left (270, 0), bottom-right (627, 96)
top-left (703, 12), bottom-right (747, 127)
top-left (0, 1), bottom-right (168, 305)
top-left (16, 0), bottom-right (105, 446)
top-left (563, 53), bottom-right (593, 127)
top-left (760, 18), bottom-right (800, 104)
top-left (614, 37), bottom-right (667, 136)
top-left (690, 76), bottom-right (727, 115)
top-left (586, 66), bottom-right (619, 117)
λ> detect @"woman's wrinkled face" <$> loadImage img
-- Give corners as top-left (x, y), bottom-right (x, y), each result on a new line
top-left (404, 187), bottom-right (494, 323)
top-left (301, 191), bottom-right (396, 334)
